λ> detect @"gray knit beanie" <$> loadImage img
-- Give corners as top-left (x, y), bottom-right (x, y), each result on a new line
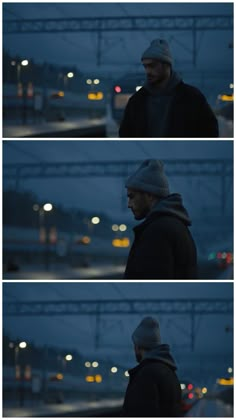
top-left (141, 39), bottom-right (172, 65)
top-left (132, 317), bottom-right (161, 349)
top-left (125, 159), bottom-right (170, 197)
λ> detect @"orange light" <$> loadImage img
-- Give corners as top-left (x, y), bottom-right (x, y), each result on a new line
top-left (86, 375), bottom-right (95, 383)
top-left (95, 374), bottom-right (102, 383)
top-left (81, 236), bottom-right (91, 245)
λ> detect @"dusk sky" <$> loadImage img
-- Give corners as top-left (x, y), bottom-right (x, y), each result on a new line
top-left (3, 281), bottom-right (233, 364)
top-left (3, 140), bottom-right (233, 221)
top-left (3, 2), bottom-right (233, 76)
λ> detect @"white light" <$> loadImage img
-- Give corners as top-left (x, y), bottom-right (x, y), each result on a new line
top-left (119, 224), bottom-right (127, 232)
top-left (91, 216), bottom-right (100, 225)
top-left (19, 341), bottom-right (27, 349)
top-left (86, 79), bottom-right (92, 85)
top-left (228, 367), bottom-right (233, 373)
top-left (124, 370), bottom-right (129, 377)
top-left (85, 361), bottom-right (91, 368)
top-left (229, 83), bottom-right (234, 89)
top-left (180, 383), bottom-right (186, 390)
top-left (136, 85), bottom-right (142, 91)
top-left (9, 342), bottom-right (15, 349)
top-left (65, 354), bottom-right (73, 361)
top-left (43, 203), bottom-right (53, 212)
top-left (93, 79), bottom-right (100, 85)
top-left (11, 60), bottom-right (16, 66)
top-left (21, 60), bottom-right (29, 66)
top-left (111, 366), bottom-right (118, 373)
top-left (112, 224), bottom-right (119, 232)
top-left (92, 361), bottom-right (99, 368)
top-left (67, 72), bottom-right (74, 78)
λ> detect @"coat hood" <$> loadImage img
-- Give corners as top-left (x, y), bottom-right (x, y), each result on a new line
top-left (148, 193), bottom-right (192, 226)
top-left (142, 343), bottom-right (177, 370)
top-left (144, 71), bottom-right (182, 96)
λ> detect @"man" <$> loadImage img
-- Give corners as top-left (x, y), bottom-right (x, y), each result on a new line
top-left (119, 39), bottom-right (219, 137)
top-left (124, 159), bottom-right (197, 279)
top-left (122, 316), bottom-right (182, 417)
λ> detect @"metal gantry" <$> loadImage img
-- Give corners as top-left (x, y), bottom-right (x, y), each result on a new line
top-left (3, 159), bottom-right (233, 178)
top-left (3, 15), bottom-right (233, 66)
top-left (3, 159), bottom-right (233, 216)
top-left (3, 298), bottom-right (233, 351)
top-left (4, 15), bottom-right (233, 33)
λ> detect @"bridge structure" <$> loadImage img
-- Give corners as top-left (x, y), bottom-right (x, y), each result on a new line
top-left (3, 159), bottom-right (233, 216)
top-left (3, 298), bottom-right (233, 352)
top-left (3, 15), bottom-right (233, 66)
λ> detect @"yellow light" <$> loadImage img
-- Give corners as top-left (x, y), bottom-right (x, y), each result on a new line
top-left (202, 387), bottom-right (208, 394)
top-left (217, 377), bottom-right (234, 386)
top-left (43, 203), bottom-right (53, 212)
top-left (92, 361), bottom-right (99, 368)
top-left (86, 375), bottom-right (95, 383)
top-left (19, 341), bottom-right (27, 349)
top-left (21, 60), bottom-right (29, 66)
top-left (88, 92), bottom-right (104, 100)
top-left (111, 366), bottom-right (118, 373)
top-left (58, 91), bottom-right (65, 97)
top-left (91, 217), bottom-right (100, 225)
top-left (119, 224), bottom-right (127, 232)
top-left (85, 361), bottom-right (91, 368)
top-left (219, 94), bottom-right (234, 102)
top-left (56, 373), bottom-right (64, 380)
top-left (112, 237), bottom-right (130, 248)
top-left (67, 72), bottom-right (74, 78)
top-left (112, 224), bottom-right (119, 232)
top-left (95, 374), bottom-right (102, 383)
top-left (65, 354), bottom-right (73, 361)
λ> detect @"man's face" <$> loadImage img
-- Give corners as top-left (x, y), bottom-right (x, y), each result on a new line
top-left (127, 188), bottom-right (152, 220)
top-left (142, 58), bottom-right (170, 86)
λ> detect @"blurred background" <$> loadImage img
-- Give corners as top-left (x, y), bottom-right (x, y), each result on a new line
top-left (3, 2), bottom-right (233, 137)
top-left (3, 282), bottom-right (233, 417)
top-left (3, 140), bottom-right (233, 280)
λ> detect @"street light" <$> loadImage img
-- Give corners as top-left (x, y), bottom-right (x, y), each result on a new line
top-left (65, 354), bottom-right (73, 362)
top-left (91, 216), bottom-right (100, 225)
top-left (33, 202), bottom-right (54, 269)
top-left (9, 341), bottom-right (28, 407)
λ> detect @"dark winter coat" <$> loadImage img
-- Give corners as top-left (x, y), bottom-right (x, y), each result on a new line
top-left (119, 81), bottom-right (219, 138)
top-left (124, 194), bottom-right (197, 279)
top-left (122, 345), bottom-right (182, 417)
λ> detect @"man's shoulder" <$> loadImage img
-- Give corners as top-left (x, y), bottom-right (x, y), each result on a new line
top-left (177, 81), bottom-right (206, 99)
top-left (138, 359), bottom-right (173, 378)
top-left (128, 87), bottom-right (147, 102)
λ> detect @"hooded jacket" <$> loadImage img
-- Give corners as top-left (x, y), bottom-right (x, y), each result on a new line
top-left (124, 194), bottom-right (197, 279)
top-left (119, 74), bottom-right (219, 138)
top-left (122, 344), bottom-right (182, 417)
